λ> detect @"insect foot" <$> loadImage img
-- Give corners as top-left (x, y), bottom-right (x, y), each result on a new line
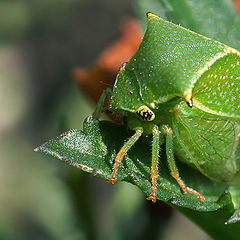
top-left (107, 177), bottom-right (116, 184)
top-left (146, 176), bottom-right (157, 203)
top-left (185, 187), bottom-right (206, 201)
top-left (173, 173), bottom-right (205, 201)
top-left (146, 195), bottom-right (157, 203)
top-left (146, 170), bottom-right (158, 203)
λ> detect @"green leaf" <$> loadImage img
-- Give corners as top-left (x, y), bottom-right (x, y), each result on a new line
top-left (36, 117), bottom-right (227, 209)
top-left (36, 117), bottom-right (240, 238)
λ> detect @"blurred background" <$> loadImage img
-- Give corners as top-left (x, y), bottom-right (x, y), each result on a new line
top-left (3, 0), bottom-right (240, 239)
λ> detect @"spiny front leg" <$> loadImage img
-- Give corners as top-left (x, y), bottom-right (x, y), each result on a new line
top-left (147, 125), bottom-right (160, 203)
top-left (164, 126), bottom-right (205, 201)
top-left (92, 88), bottom-right (113, 119)
top-left (107, 128), bottom-right (143, 184)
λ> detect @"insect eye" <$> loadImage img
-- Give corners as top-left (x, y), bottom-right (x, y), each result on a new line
top-left (136, 105), bottom-right (155, 121)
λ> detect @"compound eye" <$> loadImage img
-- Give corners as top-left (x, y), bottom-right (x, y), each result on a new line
top-left (136, 105), bottom-right (155, 121)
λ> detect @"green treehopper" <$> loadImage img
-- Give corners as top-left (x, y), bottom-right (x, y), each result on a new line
top-left (94, 12), bottom-right (240, 208)
top-left (36, 12), bottom-right (240, 225)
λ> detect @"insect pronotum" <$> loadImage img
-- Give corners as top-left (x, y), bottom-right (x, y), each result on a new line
top-left (93, 12), bottom-right (240, 203)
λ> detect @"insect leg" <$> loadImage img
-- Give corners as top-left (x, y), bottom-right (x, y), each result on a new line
top-left (164, 126), bottom-right (205, 201)
top-left (147, 125), bottom-right (160, 203)
top-left (93, 88), bottom-right (113, 119)
top-left (107, 127), bottom-right (143, 184)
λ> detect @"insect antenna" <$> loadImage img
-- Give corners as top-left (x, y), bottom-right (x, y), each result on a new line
top-left (100, 81), bottom-right (114, 88)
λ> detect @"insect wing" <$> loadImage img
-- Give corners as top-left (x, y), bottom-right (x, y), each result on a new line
top-left (172, 103), bottom-right (240, 183)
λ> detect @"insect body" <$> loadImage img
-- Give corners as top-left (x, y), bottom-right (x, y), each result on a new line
top-left (96, 13), bottom-right (240, 203)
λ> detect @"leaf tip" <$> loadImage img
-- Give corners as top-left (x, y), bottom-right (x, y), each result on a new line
top-left (34, 145), bottom-right (45, 153)
top-left (225, 209), bottom-right (240, 224)
top-left (34, 147), bottom-right (40, 152)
